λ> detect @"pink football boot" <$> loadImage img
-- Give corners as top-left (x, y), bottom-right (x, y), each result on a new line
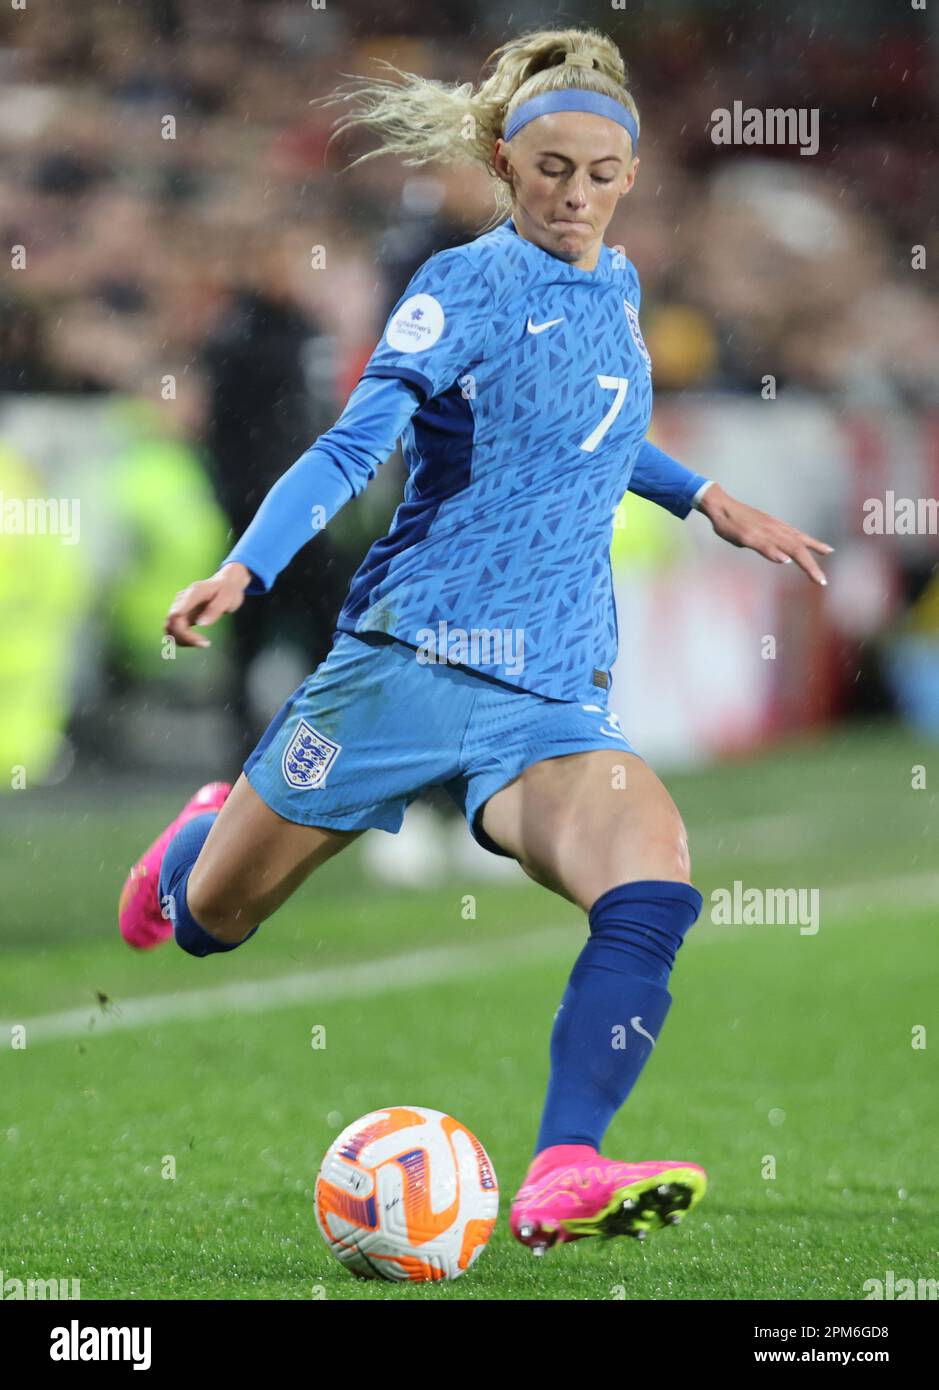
top-left (511, 1144), bottom-right (707, 1254)
top-left (118, 782), bottom-right (231, 950)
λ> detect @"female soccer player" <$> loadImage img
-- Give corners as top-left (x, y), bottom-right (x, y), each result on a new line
top-left (119, 27), bottom-right (831, 1256)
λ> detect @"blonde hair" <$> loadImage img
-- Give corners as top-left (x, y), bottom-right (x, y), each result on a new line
top-left (321, 27), bottom-right (639, 224)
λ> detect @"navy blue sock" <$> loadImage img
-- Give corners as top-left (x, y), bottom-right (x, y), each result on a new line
top-left (158, 812), bottom-right (257, 957)
top-left (534, 880), bottom-right (703, 1154)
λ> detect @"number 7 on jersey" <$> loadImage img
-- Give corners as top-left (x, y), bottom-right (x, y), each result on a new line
top-left (579, 375), bottom-right (630, 453)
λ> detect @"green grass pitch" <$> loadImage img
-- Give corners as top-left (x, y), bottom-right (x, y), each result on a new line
top-left (1, 723), bottom-right (936, 1300)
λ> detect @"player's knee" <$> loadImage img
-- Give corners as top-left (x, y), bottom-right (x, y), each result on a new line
top-left (614, 810), bottom-right (692, 886)
top-left (650, 806), bottom-right (692, 882)
top-left (664, 822), bottom-right (692, 884)
top-left (186, 878), bottom-right (258, 945)
top-left (676, 817), bottom-right (693, 882)
top-left (637, 842), bottom-right (692, 886)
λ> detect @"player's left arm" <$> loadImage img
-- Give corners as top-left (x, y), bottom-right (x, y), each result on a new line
top-left (627, 440), bottom-right (832, 587)
top-left (695, 480), bottom-right (833, 587)
top-left (624, 268), bottom-right (832, 584)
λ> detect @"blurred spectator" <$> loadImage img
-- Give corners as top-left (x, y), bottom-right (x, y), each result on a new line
top-left (199, 249), bottom-right (357, 762)
top-left (0, 0), bottom-right (933, 404)
top-left (0, 0), bottom-right (936, 771)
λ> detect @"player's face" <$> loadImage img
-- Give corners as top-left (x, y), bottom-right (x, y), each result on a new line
top-left (494, 111), bottom-right (638, 271)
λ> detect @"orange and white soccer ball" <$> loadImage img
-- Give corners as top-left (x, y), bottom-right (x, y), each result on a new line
top-left (315, 1106), bottom-right (499, 1281)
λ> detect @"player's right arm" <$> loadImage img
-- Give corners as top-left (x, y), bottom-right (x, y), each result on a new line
top-left (167, 248), bottom-right (490, 648)
top-left (164, 373), bottom-right (423, 647)
top-left (164, 561), bottom-right (252, 649)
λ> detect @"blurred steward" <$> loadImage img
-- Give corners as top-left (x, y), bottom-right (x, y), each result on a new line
top-left (200, 234), bottom-right (359, 761)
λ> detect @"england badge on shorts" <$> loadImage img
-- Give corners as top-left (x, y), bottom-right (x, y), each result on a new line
top-left (282, 717), bottom-right (341, 790)
top-left (623, 299), bottom-right (652, 372)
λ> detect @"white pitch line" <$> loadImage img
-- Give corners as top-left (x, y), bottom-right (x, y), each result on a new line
top-left (0, 927), bottom-right (577, 1048)
top-left (4, 872), bottom-right (939, 1049)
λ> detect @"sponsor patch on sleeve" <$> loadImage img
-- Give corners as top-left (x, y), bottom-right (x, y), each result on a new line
top-left (385, 293), bottom-right (446, 353)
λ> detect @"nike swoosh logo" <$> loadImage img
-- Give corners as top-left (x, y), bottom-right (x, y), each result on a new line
top-left (527, 316), bottom-right (564, 334)
top-left (630, 1016), bottom-right (657, 1048)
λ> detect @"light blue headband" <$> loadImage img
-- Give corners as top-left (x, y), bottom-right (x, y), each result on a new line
top-left (504, 89), bottom-right (638, 151)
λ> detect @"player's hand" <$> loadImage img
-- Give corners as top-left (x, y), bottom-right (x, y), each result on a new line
top-left (164, 563), bottom-right (253, 649)
top-left (697, 484), bottom-right (833, 586)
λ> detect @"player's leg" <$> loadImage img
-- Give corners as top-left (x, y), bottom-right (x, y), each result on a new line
top-left (479, 747), bottom-right (706, 1249)
top-left (480, 747), bottom-right (691, 908)
top-left (121, 631), bottom-right (479, 957)
top-left (175, 774), bottom-right (361, 950)
top-left (186, 774), bottom-right (361, 937)
top-left (119, 773), bottom-right (360, 956)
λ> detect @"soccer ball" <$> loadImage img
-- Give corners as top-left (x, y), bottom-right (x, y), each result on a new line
top-left (315, 1106), bottom-right (499, 1281)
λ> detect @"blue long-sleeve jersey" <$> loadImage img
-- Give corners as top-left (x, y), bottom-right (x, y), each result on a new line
top-left (224, 218), bottom-right (710, 701)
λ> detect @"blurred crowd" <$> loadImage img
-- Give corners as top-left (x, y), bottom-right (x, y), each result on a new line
top-left (0, 0), bottom-right (936, 777)
top-left (0, 0), bottom-right (935, 412)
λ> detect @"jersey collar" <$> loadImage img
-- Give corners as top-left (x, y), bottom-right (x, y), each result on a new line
top-left (502, 216), bottom-right (613, 281)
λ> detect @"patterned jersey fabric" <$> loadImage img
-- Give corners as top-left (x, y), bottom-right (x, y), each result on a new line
top-left (335, 218), bottom-right (704, 702)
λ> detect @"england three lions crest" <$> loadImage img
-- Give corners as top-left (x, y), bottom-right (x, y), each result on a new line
top-left (282, 717), bottom-right (341, 790)
top-left (623, 299), bottom-right (652, 372)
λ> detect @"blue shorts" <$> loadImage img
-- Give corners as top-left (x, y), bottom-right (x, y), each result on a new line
top-left (244, 631), bottom-right (639, 857)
